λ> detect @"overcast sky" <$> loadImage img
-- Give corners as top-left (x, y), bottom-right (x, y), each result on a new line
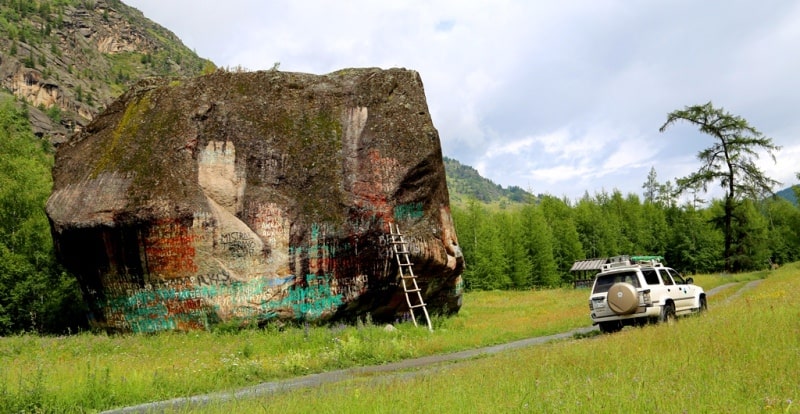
top-left (124, 0), bottom-right (800, 202)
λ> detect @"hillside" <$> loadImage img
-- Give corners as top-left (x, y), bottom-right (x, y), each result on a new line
top-left (443, 156), bottom-right (534, 206)
top-left (445, 155), bottom-right (800, 208)
top-left (0, 0), bottom-right (214, 143)
top-left (776, 186), bottom-right (798, 206)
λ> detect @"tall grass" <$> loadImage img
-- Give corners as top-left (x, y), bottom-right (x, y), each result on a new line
top-left (0, 287), bottom-right (587, 412)
top-left (168, 263), bottom-right (800, 413)
top-left (0, 268), bottom-right (784, 412)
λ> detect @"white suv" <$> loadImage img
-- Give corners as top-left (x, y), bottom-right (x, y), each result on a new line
top-left (588, 260), bottom-right (706, 333)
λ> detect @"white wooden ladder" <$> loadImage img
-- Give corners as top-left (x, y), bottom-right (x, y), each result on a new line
top-left (388, 223), bottom-right (433, 331)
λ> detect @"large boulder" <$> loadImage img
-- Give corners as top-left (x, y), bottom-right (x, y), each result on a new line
top-left (46, 68), bottom-right (464, 333)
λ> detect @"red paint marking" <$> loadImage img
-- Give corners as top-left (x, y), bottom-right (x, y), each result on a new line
top-left (144, 219), bottom-right (198, 277)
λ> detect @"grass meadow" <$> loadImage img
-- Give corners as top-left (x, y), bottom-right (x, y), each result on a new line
top-left (0, 265), bottom-right (787, 413)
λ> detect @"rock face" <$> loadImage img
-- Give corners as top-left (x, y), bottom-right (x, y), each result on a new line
top-left (47, 68), bottom-right (464, 333)
top-left (0, 0), bottom-right (211, 143)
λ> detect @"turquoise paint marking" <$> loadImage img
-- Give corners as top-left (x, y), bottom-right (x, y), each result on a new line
top-left (290, 273), bottom-right (343, 318)
top-left (263, 273), bottom-right (343, 320)
top-left (311, 222), bottom-right (325, 241)
top-left (130, 317), bottom-right (177, 333)
top-left (103, 272), bottom-right (344, 331)
top-left (394, 202), bottom-right (424, 220)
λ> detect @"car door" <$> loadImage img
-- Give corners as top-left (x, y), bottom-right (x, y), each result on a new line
top-left (664, 268), bottom-right (694, 311)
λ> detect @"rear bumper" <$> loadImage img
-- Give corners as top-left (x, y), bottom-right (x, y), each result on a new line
top-left (591, 304), bottom-right (661, 324)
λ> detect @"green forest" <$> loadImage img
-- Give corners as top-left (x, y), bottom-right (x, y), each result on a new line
top-left (1, 94), bottom-right (800, 334)
top-left (0, 96), bottom-right (85, 335)
top-left (451, 189), bottom-right (800, 290)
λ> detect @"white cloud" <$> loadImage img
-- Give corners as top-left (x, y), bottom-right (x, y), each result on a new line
top-left (529, 165), bottom-right (592, 185)
top-left (761, 143), bottom-right (800, 190)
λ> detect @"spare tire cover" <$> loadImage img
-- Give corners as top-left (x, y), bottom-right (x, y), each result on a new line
top-left (607, 283), bottom-right (638, 315)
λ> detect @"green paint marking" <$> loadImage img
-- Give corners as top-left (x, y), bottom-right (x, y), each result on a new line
top-left (102, 272), bottom-right (344, 331)
top-left (394, 202), bottom-right (424, 220)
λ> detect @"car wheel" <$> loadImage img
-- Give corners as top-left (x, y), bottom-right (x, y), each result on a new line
top-left (607, 283), bottom-right (638, 315)
top-left (599, 321), bottom-right (622, 333)
top-left (659, 303), bottom-right (676, 324)
top-left (698, 296), bottom-right (708, 313)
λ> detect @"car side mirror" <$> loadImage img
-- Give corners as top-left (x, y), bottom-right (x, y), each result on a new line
top-left (686, 277), bottom-right (694, 285)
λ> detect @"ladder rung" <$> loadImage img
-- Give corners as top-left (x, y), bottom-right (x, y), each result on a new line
top-left (405, 288), bottom-right (421, 293)
top-left (409, 303), bottom-right (427, 309)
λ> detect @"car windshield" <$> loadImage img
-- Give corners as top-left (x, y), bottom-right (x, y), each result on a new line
top-left (592, 271), bottom-right (640, 294)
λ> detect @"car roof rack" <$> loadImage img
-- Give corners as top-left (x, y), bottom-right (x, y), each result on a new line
top-left (599, 255), bottom-right (664, 273)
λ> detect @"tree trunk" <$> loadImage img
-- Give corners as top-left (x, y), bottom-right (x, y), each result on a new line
top-left (724, 195), bottom-right (733, 272)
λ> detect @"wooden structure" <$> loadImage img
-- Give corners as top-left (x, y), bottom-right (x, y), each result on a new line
top-left (388, 224), bottom-right (433, 331)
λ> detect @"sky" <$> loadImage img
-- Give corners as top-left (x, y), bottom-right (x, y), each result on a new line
top-left (124, 0), bottom-right (800, 202)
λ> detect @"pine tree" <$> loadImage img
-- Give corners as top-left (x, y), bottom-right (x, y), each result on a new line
top-left (539, 195), bottom-right (583, 284)
top-left (496, 211), bottom-right (532, 289)
top-left (642, 166), bottom-right (659, 203)
top-left (520, 204), bottom-right (558, 287)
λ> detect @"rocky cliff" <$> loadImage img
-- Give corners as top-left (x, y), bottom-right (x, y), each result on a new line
top-left (47, 68), bottom-right (464, 333)
top-left (0, 0), bottom-right (212, 143)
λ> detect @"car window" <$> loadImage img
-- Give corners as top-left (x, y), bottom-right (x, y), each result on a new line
top-left (667, 269), bottom-right (685, 284)
top-left (659, 269), bottom-right (674, 285)
top-left (642, 269), bottom-right (660, 285)
top-left (592, 271), bottom-right (640, 293)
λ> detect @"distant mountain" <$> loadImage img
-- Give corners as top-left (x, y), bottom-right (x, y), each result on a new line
top-left (776, 186), bottom-right (798, 206)
top-left (443, 156), bottom-right (534, 206)
top-left (0, 0), bottom-right (214, 143)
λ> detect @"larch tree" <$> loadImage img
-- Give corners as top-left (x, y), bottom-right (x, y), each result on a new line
top-left (520, 204), bottom-right (558, 287)
top-left (539, 195), bottom-right (583, 284)
top-left (642, 166), bottom-right (659, 203)
top-left (659, 102), bottom-right (780, 272)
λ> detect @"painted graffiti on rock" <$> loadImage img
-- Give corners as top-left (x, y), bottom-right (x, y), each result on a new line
top-left (276, 273), bottom-right (343, 319)
top-left (377, 233), bottom-right (423, 258)
top-left (352, 150), bottom-right (401, 223)
top-left (305, 222), bottom-right (335, 275)
top-left (101, 201), bottom-right (429, 332)
top-left (193, 272), bottom-right (232, 286)
top-left (394, 202), bottom-right (424, 220)
top-left (246, 202), bottom-right (290, 250)
top-left (100, 272), bottom-right (343, 333)
top-left (220, 231), bottom-right (257, 257)
top-left (331, 273), bottom-right (368, 302)
top-left (144, 218), bottom-right (198, 277)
